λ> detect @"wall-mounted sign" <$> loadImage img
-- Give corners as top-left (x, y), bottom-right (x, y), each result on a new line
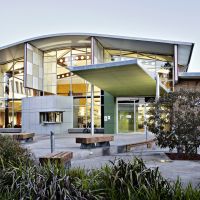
top-left (104, 116), bottom-right (108, 121)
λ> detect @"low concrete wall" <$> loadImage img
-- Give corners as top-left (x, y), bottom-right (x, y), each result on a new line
top-left (68, 128), bottom-right (104, 134)
top-left (0, 128), bottom-right (21, 133)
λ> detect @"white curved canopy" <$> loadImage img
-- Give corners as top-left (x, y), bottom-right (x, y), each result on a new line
top-left (0, 33), bottom-right (194, 67)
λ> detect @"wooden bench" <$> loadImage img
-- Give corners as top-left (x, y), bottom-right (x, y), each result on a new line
top-left (76, 135), bottom-right (114, 149)
top-left (39, 151), bottom-right (73, 168)
top-left (12, 132), bottom-right (35, 142)
top-left (117, 139), bottom-right (156, 153)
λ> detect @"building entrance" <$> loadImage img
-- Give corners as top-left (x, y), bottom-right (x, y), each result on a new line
top-left (117, 98), bottom-right (147, 133)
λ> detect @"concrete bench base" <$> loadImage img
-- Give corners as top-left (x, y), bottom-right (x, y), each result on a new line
top-left (96, 141), bottom-right (110, 147)
top-left (39, 151), bottom-right (73, 168)
top-left (80, 143), bottom-right (96, 149)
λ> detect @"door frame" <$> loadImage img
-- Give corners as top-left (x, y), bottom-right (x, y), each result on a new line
top-left (116, 97), bottom-right (145, 134)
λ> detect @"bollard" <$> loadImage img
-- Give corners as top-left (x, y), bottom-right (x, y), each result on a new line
top-left (50, 131), bottom-right (55, 153)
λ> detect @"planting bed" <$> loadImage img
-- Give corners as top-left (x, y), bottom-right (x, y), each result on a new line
top-left (166, 153), bottom-right (200, 160)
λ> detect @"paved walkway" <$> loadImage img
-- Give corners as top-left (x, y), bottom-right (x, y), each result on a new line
top-left (23, 132), bottom-right (155, 159)
top-left (23, 133), bottom-right (200, 187)
top-left (72, 151), bottom-right (200, 187)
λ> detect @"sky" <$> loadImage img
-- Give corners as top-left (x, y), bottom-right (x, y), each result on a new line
top-left (0, 0), bottom-right (199, 71)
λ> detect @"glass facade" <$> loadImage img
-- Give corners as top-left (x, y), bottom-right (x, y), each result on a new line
top-left (0, 36), bottom-right (179, 133)
top-left (0, 58), bottom-right (35, 128)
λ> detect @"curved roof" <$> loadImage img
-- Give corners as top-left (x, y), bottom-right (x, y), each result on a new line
top-left (0, 32), bottom-right (194, 67)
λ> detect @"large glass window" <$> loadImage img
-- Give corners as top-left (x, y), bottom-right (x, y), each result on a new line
top-left (56, 47), bottom-right (92, 96)
top-left (0, 58), bottom-right (35, 128)
top-left (44, 51), bottom-right (57, 94)
top-left (73, 96), bottom-right (101, 128)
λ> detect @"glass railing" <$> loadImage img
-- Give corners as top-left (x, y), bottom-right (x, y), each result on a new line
top-left (138, 59), bottom-right (173, 91)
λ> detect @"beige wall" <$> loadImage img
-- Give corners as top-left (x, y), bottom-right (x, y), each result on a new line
top-left (175, 79), bottom-right (200, 91)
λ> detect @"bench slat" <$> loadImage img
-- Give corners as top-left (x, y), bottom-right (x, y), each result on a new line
top-left (39, 151), bottom-right (73, 164)
top-left (76, 136), bottom-right (114, 144)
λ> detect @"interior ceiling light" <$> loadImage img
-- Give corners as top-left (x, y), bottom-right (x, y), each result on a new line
top-left (77, 40), bottom-right (91, 44)
top-left (81, 56), bottom-right (84, 60)
top-left (59, 58), bottom-right (64, 63)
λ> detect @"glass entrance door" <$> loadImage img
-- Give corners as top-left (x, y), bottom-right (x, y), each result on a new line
top-left (118, 103), bottom-right (134, 133)
top-left (117, 98), bottom-right (146, 133)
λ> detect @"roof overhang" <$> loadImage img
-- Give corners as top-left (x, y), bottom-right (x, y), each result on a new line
top-left (69, 60), bottom-right (167, 97)
top-left (0, 33), bottom-right (194, 67)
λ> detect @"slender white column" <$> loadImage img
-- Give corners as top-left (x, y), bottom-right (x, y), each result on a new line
top-left (70, 48), bottom-right (73, 96)
top-left (134, 100), bottom-right (136, 132)
top-left (91, 37), bottom-right (95, 135)
top-left (174, 44), bottom-right (178, 84)
top-left (12, 61), bottom-right (15, 127)
top-left (91, 84), bottom-right (94, 135)
top-left (156, 73), bottom-right (160, 101)
top-left (144, 103), bottom-right (148, 140)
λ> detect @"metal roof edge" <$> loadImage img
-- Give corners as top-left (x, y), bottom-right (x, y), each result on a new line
top-left (179, 72), bottom-right (200, 79)
top-left (0, 32), bottom-right (194, 51)
top-left (68, 59), bottom-right (138, 72)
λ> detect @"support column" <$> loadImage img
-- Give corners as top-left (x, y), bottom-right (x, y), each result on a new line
top-left (70, 48), bottom-right (73, 96)
top-left (174, 44), bottom-right (178, 84)
top-left (12, 62), bottom-right (15, 127)
top-left (116, 98), bottom-right (118, 134)
top-left (91, 37), bottom-right (95, 135)
top-left (156, 73), bottom-right (160, 132)
top-left (91, 84), bottom-right (94, 135)
top-left (4, 73), bottom-right (10, 128)
top-left (134, 100), bottom-right (136, 132)
top-left (156, 73), bottom-right (160, 101)
top-left (144, 103), bottom-right (148, 140)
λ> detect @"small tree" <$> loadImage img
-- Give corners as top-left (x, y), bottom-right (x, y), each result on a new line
top-left (148, 89), bottom-right (200, 155)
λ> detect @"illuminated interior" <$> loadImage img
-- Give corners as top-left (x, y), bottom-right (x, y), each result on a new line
top-left (0, 35), bottom-right (186, 132)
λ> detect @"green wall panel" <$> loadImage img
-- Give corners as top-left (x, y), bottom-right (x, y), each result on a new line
top-left (104, 91), bottom-right (116, 134)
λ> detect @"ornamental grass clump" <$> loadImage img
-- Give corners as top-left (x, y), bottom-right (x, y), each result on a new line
top-left (0, 135), bottom-right (33, 168)
top-left (87, 158), bottom-right (173, 200)
top-left (0, 162), bottom-right (97, 200)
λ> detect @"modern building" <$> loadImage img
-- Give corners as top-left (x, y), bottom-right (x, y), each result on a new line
top-left (0, 33), bottom-right (197, 134)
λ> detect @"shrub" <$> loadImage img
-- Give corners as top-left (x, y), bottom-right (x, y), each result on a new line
top-left (0, 157), bottom-right (200, 199)
top-left (0, 162), bottom-right (96, 200)
top-left (0, 135), bottom-right (33, 168)
top-left (148, 89), bottom-right (200, 155)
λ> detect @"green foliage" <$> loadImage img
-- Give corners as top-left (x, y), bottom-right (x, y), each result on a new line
top-left (0, 135), bottom-right (33, 168)
top-left (0, 162), bottom-right (96, 200)
top-left (0, 156), bottom-right (200, 199)
top-left (0, 135), bottom-right (200, 199)
top-left (148, 89), bottom-right (200, 155)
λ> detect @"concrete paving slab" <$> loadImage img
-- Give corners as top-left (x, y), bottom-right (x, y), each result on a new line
top-left (23, 133), bottom-right (155, 159)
